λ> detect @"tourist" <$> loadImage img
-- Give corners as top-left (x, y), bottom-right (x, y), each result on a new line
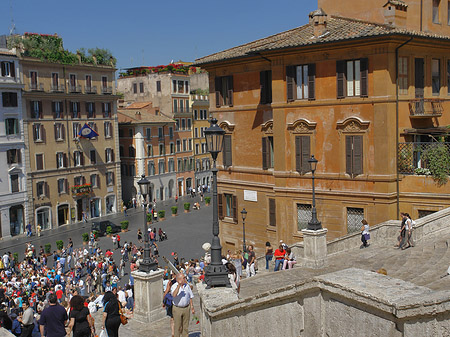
top-left (245, 245), bottom-right (256, 277)
top-left (360, 219), bottom-right (370, 248)
top-left (273, 244), bottom-right (286, 271)
top-left (226, 262), bottom-right (240, 293)
top-left (39, 293), bottom-right (68, 337)
top-left (398, 213), bottom-right (408, 249)
top-left (231, 250), bottom-right (243, 277)
top-left (10, 313), bottom-right (21, 336)
top-left (265, 241), bottom-right (273, 270)
top-left (102, 291), bottom-right (121, 337)
top-left (66, 295), bottom-right (94, 337)
top-left (171, 273), bottom-right (194, 337)
top-left (18, 297), bottom-right (34, 337)
top-left (282, 248), bottom-right (297, 270)
top-left (137, 229), bottom-right (143, 243)
top-left (163, 274), bottom-right (175, 337)
top-left (402, 213), bottom-right (415, 250)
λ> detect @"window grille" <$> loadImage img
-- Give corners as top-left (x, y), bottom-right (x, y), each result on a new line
top-left (347, 207), bottom-right (364, 234)
top-left (297, 204), bottom-right (311, 231)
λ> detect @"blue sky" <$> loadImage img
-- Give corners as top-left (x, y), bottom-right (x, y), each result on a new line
top-left (1, 0), bottom-right (317, 71)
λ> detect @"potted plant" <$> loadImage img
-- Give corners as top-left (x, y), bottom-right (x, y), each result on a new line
top-left (106, 226), bottom-right (112, 237)
top-left (205, 197), bottom-right (211, 206)
top-left (13, 253), bottom-right (18, 264)
top-left (44, 243), bottom-right (51, 255)
top-left (93, 230), bottom-right (99, 240)
top-left (56, 240), bottom-right (64, 252)
top-left (82, 233), bottom-right (89, 245)
top-left (158, 210), bottom-right (166, 221)
top-left (121, 220), bottom-right (129, 232)
top-left (171, 206), bottom-right (178, 216)
top-left (184, 202), bottom-right (191, 213)
top-left (147, 213), bottom-right (153, 223)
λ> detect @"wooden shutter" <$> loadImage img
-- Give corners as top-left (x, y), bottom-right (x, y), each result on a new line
top-left (10, 62), bottom-right (15, 78)
top-left (223, 135), bottom-right (232, 167)
top-left (33, 125), bottom-right (37, 141)
top-left (232, 195), bottom-right (238, 223)
top-left (111, 149), bottom-right (114, 162)
top-left (80, 152), bottom-right (85, 166)
top-left (218, 193), bottom-right (224, 220)
top-left (41, 124), bottom-right (45, 142)
top-left (295, 136), bottom-right (302, 171)
top-left (360, 58), bottom-right (368, 97)
top-left (0, 62), bottom-right (5, 76)
top-left (215, 77), bottom-right (221, 107)
top-left (260, 71), bottom-right (266, 104)
top-left (46, 182), bottom-right (49, 198)
top-left (308, 64), bottom-right (316, 100)
top-left (65, 179), bottom-right (68, 193)
top-left (70, 102), bottom-right (74, 114)
top-left (54, 124), bottom-right (57, 140)
top-left (286, 66), bottom-right (295, 101)
top-left (262, 137), bottom-right (268, 169)
top-left (353, 135), bottom-right (363, 176)
top-left (55, 153), bottom-right (59, 167)
top-left (227, 76), bottom-right (233, 107)
top-left (346, 136), bottom-right (352, 175)
top-left (415, 58), bottom-right (424, 98)
top-left (38, 101), bottom-right (43, 119)
top-left (63, 153), bottom-right (67, 167)
top-left (269, 198), bottom-right (276, 226)
top-left (61, 125), bottom-right (65, 140)
top-left (337, 60), bottom-right (346, 98)
top-left (51, 102), bottom-right (56, 118)
top-left (301, 136), bottom-right (311, 174)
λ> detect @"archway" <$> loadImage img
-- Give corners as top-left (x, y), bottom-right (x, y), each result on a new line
top-left (36, 207), bottom-right (51, 231)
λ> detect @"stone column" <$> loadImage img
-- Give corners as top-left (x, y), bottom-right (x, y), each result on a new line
top-left (302, 228), bottom-right (327, 268)
top-left (131, 269), bottom-right (166, 323)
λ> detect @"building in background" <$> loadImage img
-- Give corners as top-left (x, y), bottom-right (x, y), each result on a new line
top-left (0, 46), bottom-right (28, 237)
top-left (118, 102), bottom-right (176, 204)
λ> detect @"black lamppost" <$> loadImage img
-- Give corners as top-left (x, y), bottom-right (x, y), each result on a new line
top-left (307, 155), bottom-right (322, 230)
top-left (137, 175), bottom-right (158, 272)
top-left (241, 208), bottom-right (247, 253)
top-left (204, 117), bottom-right (230, 288)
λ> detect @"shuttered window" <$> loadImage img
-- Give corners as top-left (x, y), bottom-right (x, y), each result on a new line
top-left (223, 135), bottom-right (232, 167)
top-left (215, 76), bottom-right (233, 107)
top-left (286, 64), bottom-right (315, 101)
top-left (432, 59), bottom-right (441, 95)
top-left (398, 57), bottom-right (408, 95)
top-left (36, 154), bottom-right (44, 171)
top-left (295, 136), bottom-right (311, 174)
top-left (260, 70), bottom-right (272, 104)
top-left (336, 59), bottom-right (368, 98)
top-left (218, 193), bottom-right (223, 220)
top-left (269, 198), bottom-right (276, 226)
top-left (262, 136), bottom-right (274, 169)
top-left (345, 135), bottom-right (363, 177)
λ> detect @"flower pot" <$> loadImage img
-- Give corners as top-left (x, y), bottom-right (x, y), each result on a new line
top-left (184, 209), bottom-right (190, 213)
top-left (121, 229), bottom-right (128, 233)
top-left (171, 213), bottom-right (177, 217)
top-left (82, 241), bottom-right (88, 246)
top-left (107, 234), bottom-right (111, 238)
top-left (159, 217), bottom-right (165, 221)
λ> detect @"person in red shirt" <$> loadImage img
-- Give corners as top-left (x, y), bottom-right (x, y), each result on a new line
top-left (273, 245), bottom-right (286, 271)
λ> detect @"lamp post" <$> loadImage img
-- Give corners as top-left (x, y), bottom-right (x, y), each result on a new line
top-left (137, 175), bottom-right (158, 272)
top-left (307, 155), bottom-right (322, 231)
top-left (241, 208), bottom-right (247, 253)
top-left (204, 117), bottom-right (230, 288)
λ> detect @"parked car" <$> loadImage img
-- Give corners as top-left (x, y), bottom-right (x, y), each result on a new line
top-left (91, 220), bottom-right (121, 236)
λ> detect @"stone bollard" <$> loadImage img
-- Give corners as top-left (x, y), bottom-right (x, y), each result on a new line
top-left (302, 228), bottom-right (328, 268)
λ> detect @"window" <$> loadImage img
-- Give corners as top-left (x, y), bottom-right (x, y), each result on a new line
top-left (52, 101), bottom-right (64, 119)
top-left (195, 143), bottom-right (199, 155)
top-left (52, 72), bottom-right (59, 90)
top-left (128, 128), bottom-right (133, 137)
top-left (187, 119), bottom-right (191, 130)
top-left (398, 57), bottom-right (408, 95)
top-left (215, 76), bottom-right (233, 107)
top-left (173, 100), bottom-right (178, 113)
top-left (223, 134), bottom-right (232, 167)
top-left (2, 92), bottom-right (17, 107)
top-left (297, 204), bottom-right (311, 231)
top-left (5, 118), bottom-right (19, 135)
top-left (178, 81), bottom-right (184, 93)
top-left (106, 172), bottom-right (115, 186)
top-left (1, 61), bottom-right (15, 77)
top-left (177, 158), bottom-right (183, 172)
top-left (130, 164), bottom-right (136, 177)
top-left (7, 149), bottom-right (21, 164)
top-left (157, 127), bottom-right (163, 140)
top-left (74, 151), bottom-right (84, 167)
top-left (88, 122), bottom-right (97, 138)
top-left (102, 76), bottom-right (108, 90)
top-left (74, 176), bottom-right (85, 186)
top-left (10, 174), bottom-right (19, 193)
top-left (70, 102), bottom-right (81, 118)
top-left (102, 103), bottom-right (111, 118)
top-left (173, 80), bottom-right (177, 93)
top-left (90, 174), bottom-right (99, 188)
top-left (433, 0), bottom-right (440, 23)
top-left (30, 101), bottom-right (42, 119)
top-left (133, 83), bottom-right (137, 94)
top-left (183, 139), bottom-right (187, 152)
top-left (170, 143), bottom-right (174, 154)
top-left (194, 128), bottom-right (198, 138)
top-left (169, 126), bottom-right (173, 139)
top-left (347, 207), bottom-right (364, 233)
top-left (269, 198), bottom-right (276, 226)
top-left (202, 143), bottom-right (206, 154)
top-left (286, 64), bottom-right (315, 101)
top-left (129, 146), bottom-right (135, 157)
top-left (176, 140), bottom-right (181, 152)
top-left (159, 144), bottom-right (165, 155)
top-left (179, 100), bottom-right (184, 112)
top-left (33, 124), bottom-right (44, 142)
top-left (53, 123), bottom-right (64, 141)
top-left (69, 74), bottom-right (77, 90)
top-left (30, 71), bottom-right (38, 89)
top-left (36, 181), bottom-right (46, 197)
top-left (346, 135), bottom-right (363, 177)
top-left (57, 178), bottom-right (67, 194)
top-left (185, 81), bottom-right (189, 93)
top-left (85, 75), bottom-right (92, 89)
top-left (105, 148), bottom-right (114, 163)
top-left (188, 139), bottom-right (192, 151)
top-left (156, 80), bottom-right (161, 92)
top-left (73, 123), bottom-right (81, 139)
top-left (56, 152), bottom-right (67, 168)
top-left (432, 59), bottom-right (441, 95)
top-left (336, 59), bottom-right (368, 98)
top-left (185, 100), bottom-right (189, 113)
top-left (175, 119), bottom-right (179, 131)
top-left (86, 102), bottom-right (96, 118)
top-left (146, 128), bottom-right (151, 141)
top-left (415, 58), bottom-right (425, 98)
top-left (90, 150), bottom-right (97, 164)
top-left (168, 158), bottom-right (175, 172)
top-left (295, 136), bottom-right (311, 174)
top-left (104, 122), bottom-right (112, 138)
top-left (260, 70), bottom-right (272, 104)
top-left (158, 160), bottom-right (165, 174)
top-left (218, 193), bottom-right (237, 223)
top-left (262, 136), bottom-right (274, 169)
top-left (181, 119), bottom-right (186, 130)
top-left (147, 144), bottom-right (153, 156)
top-left (148, 161), bottom-right (155, 175)
top-left (194, 110), bottom-right (198, 120)
top-left (139, 83), bottom-right (144, 93)
top-left (36, 154), bottom-right (44, 170)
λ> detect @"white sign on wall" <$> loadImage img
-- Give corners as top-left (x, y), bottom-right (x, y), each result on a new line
top-left (244, 190), bottom-right (257, 202)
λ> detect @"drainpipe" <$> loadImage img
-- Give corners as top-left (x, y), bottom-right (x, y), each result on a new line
top-left (420, 0), bottom-right (423, 31)
top-left (395, 37), bottom-right (413, 219)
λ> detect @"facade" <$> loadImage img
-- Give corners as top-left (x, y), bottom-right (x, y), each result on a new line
top-left (0, 48), bottom-right (28, 237)
top-left (118, 103), bottom-right (176, 203)
top-left (20, 53), bottom-right (121, 231)
top-left (195, 6), bottom-right (450, 250)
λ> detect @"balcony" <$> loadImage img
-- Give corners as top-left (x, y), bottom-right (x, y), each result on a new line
top-left (398, 142), bottom-right (450, 174)
top-left (409, 99), bottom-right (443, 118)
top-left (69, 85), bottom-right (82, 93)
top-left (51, 85), bottom-right (65, 93)
top-left (29, 83), bottom-right (44, 91)
top-left (85, 86), bottom-right (97, 94)
top-left (102, 86), bottom-right (112, 95)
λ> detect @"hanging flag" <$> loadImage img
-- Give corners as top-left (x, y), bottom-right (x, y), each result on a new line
top-left (78, 123), bottom-right (99, 139)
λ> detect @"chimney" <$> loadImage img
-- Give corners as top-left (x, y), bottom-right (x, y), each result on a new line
top-left (135, 110), bottom-right (141, 120)
top-left (383, 0), bottom-right (408, 28)
top-left (309, 8), bottom-right (328, 38)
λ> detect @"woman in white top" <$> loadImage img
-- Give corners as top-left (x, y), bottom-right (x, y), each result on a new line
top-left (402, 213), bottom-right (414, 250)
top-left (361, 219), bottom-right (370, 248)
top-left (282, 248), bottom-right (297, 270)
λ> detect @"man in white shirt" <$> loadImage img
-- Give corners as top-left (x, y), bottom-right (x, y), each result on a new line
top-left (170, 273), bottom-right (194, 337)
top-left (117, 287), bottom-right (126, 307)
top-left (2, 253), bottom-right (9, 270)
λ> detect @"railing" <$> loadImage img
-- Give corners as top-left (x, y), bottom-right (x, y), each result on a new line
top-left (69, 85), bottom-right (82, 93)
top-left (409, 98), bottom-right (443, 117)
top-left (85, 85), bottom-right (97, 94)
top-left (51, 85), bottom-right (65, 92)
top-left (102, 87), bottom-right (112, 94)
top-left (398, 142), bottom-right (450, 174)
top-left (30, 83), bottom-right (44, 91)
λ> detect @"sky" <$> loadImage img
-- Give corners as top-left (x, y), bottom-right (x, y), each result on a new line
top-left (1, 0), bottom-right (317, 72)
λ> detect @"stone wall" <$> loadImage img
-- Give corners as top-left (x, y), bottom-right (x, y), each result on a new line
top-left (198, 268), bottom-right (450, 337)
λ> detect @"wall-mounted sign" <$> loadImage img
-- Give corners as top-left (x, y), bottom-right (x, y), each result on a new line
top-left (71, 184), bottom-right (92, 196)
top-left (244, 190), bottom-right (257, 202)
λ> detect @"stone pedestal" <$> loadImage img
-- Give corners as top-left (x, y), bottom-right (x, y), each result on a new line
top-left (132, 269), bottom-right (166, 323)
top-left (302, 228), bottom-right (328, 268)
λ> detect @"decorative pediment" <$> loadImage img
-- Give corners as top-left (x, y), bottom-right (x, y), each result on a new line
top-left (261, 120), bottom-right (273, 134)
top-left (336, 117), bottom-right (370, 133)
top-left (219, 121), bottom-right (235, 133)
top-left (287, 119), bottom-right (317, 134)
top-left (8, 166), bottom-right (22, 175)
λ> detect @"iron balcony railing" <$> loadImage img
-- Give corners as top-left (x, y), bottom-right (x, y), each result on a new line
top-left (69, 85), bottom-right (82, 93)
top-left (102, 87), bottom-right (112, 94)
top-left (398, 142), bottom-right (450, 174)
top-left (51, 84), bottom-right (65, 92)
top-left (409, 99), bottom-right (443, 117)
top-left (85, 85), bottom-right (97, 94)
top-left (30, 83), bottom-right (44, 91)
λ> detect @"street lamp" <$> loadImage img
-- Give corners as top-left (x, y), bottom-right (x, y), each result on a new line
top-left (137, 175), bottom-right (158, 272)
top-left (204, 117), bottom-right (230, 288)
top-left (241, 208), bottom-right (247, 253)
top-left (307, 155), bottom-right (322, 230)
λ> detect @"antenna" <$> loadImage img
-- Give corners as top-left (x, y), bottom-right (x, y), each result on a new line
top-left (142, 49), bottom-right (144, 66)
top-left (9, 0), bottom-right (16, 35)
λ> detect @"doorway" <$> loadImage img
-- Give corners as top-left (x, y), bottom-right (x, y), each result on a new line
top-left (57, 204), bottom-right (69, 226)
top-left (77, 199), bottom-right (83, 222)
